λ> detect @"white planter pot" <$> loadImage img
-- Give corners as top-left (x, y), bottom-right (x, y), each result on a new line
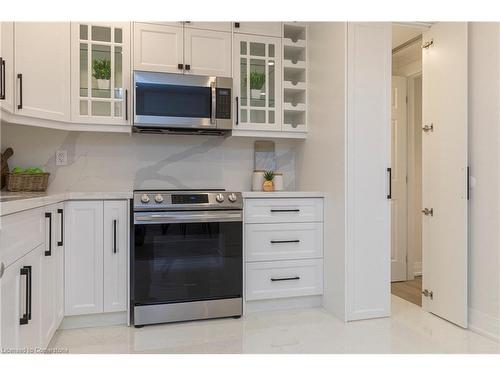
top-left (97, 79), bottom-right (110, 90)
top-left (251, 89), bottom-right (262, 99)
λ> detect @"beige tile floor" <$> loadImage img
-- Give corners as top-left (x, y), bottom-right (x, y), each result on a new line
top-left (48, 295), bottom-right (500, 354)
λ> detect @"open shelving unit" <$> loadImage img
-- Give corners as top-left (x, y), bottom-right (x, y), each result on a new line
top-left (282, 22), bottom-right (307, 132)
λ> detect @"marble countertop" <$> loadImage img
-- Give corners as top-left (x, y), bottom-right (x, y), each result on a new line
top-left (0, 191), bottom-right (133, 217)
top-left (242, 191), bottom-right (324, 198)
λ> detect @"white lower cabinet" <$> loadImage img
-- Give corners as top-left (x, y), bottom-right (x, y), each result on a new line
top-left (64, 200), bottom-right (128, 316)
top-left (244, 196), bottom-right (324, 307)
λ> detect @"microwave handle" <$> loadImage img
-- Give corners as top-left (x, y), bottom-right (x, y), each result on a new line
top-left (210, 81), bottom-right (216, 125)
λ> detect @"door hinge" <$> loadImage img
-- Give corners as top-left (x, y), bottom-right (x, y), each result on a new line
top-left (422, 289), bottom-right (434, 300)
top-left (423, 123), bottom-right (434, 133)
top-left (422, 207), bottom-right (434, 216)
top-left (422, 39), bottom-right (434, 49)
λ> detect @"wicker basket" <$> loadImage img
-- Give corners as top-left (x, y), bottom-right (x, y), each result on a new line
top-left (5, 172), bottom-right (50, 192)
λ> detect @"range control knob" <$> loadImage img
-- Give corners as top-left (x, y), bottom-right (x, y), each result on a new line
top-left (228, 193), bottom-right (237, 202)
top-left (155, 194), bottom-right (164, 203)
top-left (215, 193), bottom-right (225, 203)
top-left (141, 194), bottom-right (150, 204)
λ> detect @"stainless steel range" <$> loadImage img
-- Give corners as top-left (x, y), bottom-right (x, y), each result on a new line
top-left (130, 190), bottom-right (243, 327)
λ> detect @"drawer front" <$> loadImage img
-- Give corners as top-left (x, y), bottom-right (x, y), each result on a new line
top-left (244, 198), bottom-right (323, 224)
top-left (0, 208), bottom-right (44, 268)
top-left (245, 259), bottom-right (323, 301)
top-left (245, 222), bottom-right (323, 262)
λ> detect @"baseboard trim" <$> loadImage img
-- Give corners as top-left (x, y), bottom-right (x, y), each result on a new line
top-left (244, 295), bottom-right (322, 314)
top-left (468, 308), bottom-right (500, 342)
top-left (59, 311), bottom-right (127, 330)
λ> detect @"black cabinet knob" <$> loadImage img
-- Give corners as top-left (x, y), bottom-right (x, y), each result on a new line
top-left (178, 63), bottom-right (184, 70)
top-left (185, 64), bottom-right (191, 71)
top-left (234, 22), bottom-right (240, 28)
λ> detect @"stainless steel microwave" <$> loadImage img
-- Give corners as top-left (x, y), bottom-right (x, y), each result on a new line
top-left (133, 71), bottom-right (233, 135)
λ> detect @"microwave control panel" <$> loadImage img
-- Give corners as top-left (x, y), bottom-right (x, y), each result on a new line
top-left (216, 88), bottom-right (231, 119)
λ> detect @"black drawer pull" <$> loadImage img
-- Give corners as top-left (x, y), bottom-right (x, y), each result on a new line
top-left (113, 219), bottom-right (117, 254)
top-left (0, 57), bottom-right (5, 100)
top-left (270, 209), bottom-right (300, 213)
top-left (19, 266), bottom-right (29, 325)
top-left (17, 73), bottom-right (23, 109)
top-left (45, 212), bottom-right (52, 256)
top-left (57, 209), bottom-right (64, 246)
top-left (271, 276), bottom-right (300, 282)
top-left (270, 240), bottom-right (300, 244)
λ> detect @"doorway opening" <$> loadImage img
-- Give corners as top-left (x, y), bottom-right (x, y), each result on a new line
top-left (390, 24), bottom-right (423, 307)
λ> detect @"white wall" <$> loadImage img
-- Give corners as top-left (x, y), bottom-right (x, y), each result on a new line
top-left (0, 123), bottom-right (299, 193)
top-left (295, 22), bottom-right (347, 320)
top-left (468, 22), bottom-right (500, 340)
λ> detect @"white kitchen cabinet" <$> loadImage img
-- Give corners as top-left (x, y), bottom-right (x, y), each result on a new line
top-left (233, 22), bottom-right (282, 37)
top-left (40, 203), bottom-right (64, 348)
top-left (64, 201), bottom-right (104, 316)
top-left (0, 244), bottom-right (43, 351)
top-left (14, 22), bottom-right (71, 122)
top-left (184, 28), bottom-right (232, 77)
top-left (0, 22), bottom-right (14, 113)
top-left (64, 200), bottom-right (128, 317)
top-left (71, 22), bottom-right (131, 125)
top-left (133, 23), bottom-right (184, 74)
top-left (103, 201), bottom-right (128, 313)
top-left (233, 34), bottom-right (282, 132)
top-left (185, 22), bottom-right (232, 32)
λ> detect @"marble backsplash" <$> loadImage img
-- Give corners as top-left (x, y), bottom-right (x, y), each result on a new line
top-left (0, 123), bottom-right (299, 193)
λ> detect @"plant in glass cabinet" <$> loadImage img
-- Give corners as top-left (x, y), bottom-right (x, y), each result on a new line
top-left (249, 71), bottom-right (266, 90)
top-left (92, 58), bottom-right (111, 80)
top-left (262, 170), bottom-right (275, 192)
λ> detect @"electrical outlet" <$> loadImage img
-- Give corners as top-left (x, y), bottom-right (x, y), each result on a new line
top-left (55, 150), bottom-right (68, 166)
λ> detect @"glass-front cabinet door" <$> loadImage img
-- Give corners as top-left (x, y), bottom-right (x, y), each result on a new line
top-left (233, 34), bottom-right (282, 132)
top-left (71, 22), bottom-right (131, 125)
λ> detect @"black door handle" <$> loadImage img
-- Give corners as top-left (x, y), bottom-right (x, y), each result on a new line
top-left (0, 57), bottom-right (5, 100)
top-left (387, 167), bottom-right (392, 199)
top-left (45, 212), bottom-right (52, 256)
top-left (19, 266), bottom-right (29, 325)
top-left (17, 73), bottom-right (23, 109)
top-left (270, 276), bottom-right (300, 282)
top-left (235, 97), bottom-right (239, 125)
top-left (57, 208), bottom-right (64, 247)
top-left (125, 89), bottom-right (128, 121)
top-left (113, 219), bottom-right (117, 254)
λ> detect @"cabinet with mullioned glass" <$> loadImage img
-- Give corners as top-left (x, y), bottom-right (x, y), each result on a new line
top-left (71, 22), bottom-right (131, 125)
top-left (233, 34), bottom-right (282, 132)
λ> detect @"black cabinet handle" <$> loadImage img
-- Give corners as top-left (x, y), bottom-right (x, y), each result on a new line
top-left (234, 22), bottom-right (240, 28)
top-left (17, 73), bottom-right (22, 109)
top-left (235, 97), bottom-right (239, 125)
top-left (270, 209), bottom-right (300, 213)
top-left (125, 89), bottom-right (128, 121)
top-left (270, 240), bottom-right (300, 244)
top-left (0, 57), bottom-right (5, 100)
top-left (45, 212), bottom-right (52, 256)
top-left (467, 166), bottom-right (470, 201)
top-left (177, 63), bottom-right (184, 70)
top-left (113, 219), bottom-right (117, 254)
top-left (19, 266), bottom-right (29, 325)
top-left (387, 167), bottom-right (392, 199)
top-left (271, 276), bottom-right (300, 282)
top-left (185, 64), bottom-right (191, 71)
top-left (27, 266), bottom-right (32, 321)
top-left (57, 209), bottom-right (64, 247)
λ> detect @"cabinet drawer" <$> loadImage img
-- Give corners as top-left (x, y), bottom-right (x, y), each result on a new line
top-left (0, 208), bottom-right (44, 268)
top-left (244, 198), bottom-right (323, 223)
top-left (245, 222), bottom-right (323, 262)
top-left (245, 259), bottom-right (323, 301)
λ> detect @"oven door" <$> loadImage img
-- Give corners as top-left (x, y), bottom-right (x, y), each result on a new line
top-left (133, 210), bottom-right (243, 306)
top-left (134, 71), bottom-right (216, 128)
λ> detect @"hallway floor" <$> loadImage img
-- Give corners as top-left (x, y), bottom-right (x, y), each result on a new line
top-left (391, 276), bottom-right (422, 306)
top-left (48, 295), bottom-right (500, 354)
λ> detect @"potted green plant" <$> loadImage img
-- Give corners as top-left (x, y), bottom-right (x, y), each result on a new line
top-left (250, 71), bottom-right (266, 99)
top-left (92, 58), bottom-right (111, 90)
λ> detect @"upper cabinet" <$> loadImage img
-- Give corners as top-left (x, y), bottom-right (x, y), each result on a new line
top-left (71, 22), bottom-right (131, 125)
top-left (133, 22), bottom-right (232, 77)
top-left (233, 34), bottom-right (282, 132)
top-left (185, 22), bottom-right (231, 32)
top-left (14, 22), bottom-right (71, 122)
top-left (233, 22), bottom-right (282, 37)
top-left (0, 22), bottom-right (14, 113)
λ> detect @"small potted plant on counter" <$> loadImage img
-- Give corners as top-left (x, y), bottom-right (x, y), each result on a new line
top-left (250, 71), bottom-right (266, 99)
top-left (262, 170), bottom-right (275, 192)
top-left (93, 58), bottom-right (111, 90)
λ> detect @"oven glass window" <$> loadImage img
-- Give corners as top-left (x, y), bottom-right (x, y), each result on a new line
top-left (133, 221), bottom-right (242, 305)
top-left (135, 83), bottom-right (211, 118)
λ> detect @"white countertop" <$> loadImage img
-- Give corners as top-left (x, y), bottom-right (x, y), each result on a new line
top-left (0, 191), bottom-right (133, 217)
top-left (242, 191), bottom-right (324, 198)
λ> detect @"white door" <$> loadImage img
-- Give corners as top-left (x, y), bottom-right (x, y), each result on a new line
top-left (0, 22), bottom-right (14, 113)
top-left (233, 22), bottom-right (282, 37)
top-left (184, 28), bottom-right (232, 77)
top-left (346, 22), bottom-right (392, 321)
top-left (14, 22), bottom-right (70, 122)
top-left (421, 23), bottom-right (468, 328)
top-left (64, 201), bottom-right (104, 316)
top-left (391, 76), bottom-right (408, 282)
top-left (103, 201), bottom-right (128, 313)
top-left (133, 23), bottom-right (184, 74)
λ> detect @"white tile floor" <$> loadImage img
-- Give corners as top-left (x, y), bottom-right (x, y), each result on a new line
top-left (48, 296), bottom-right (500, 354)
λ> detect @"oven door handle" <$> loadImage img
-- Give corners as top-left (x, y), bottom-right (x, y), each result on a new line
top-left (134, 210), bottom-right (242, 224)
top-left (210, 81), bottom-right (216, 125)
